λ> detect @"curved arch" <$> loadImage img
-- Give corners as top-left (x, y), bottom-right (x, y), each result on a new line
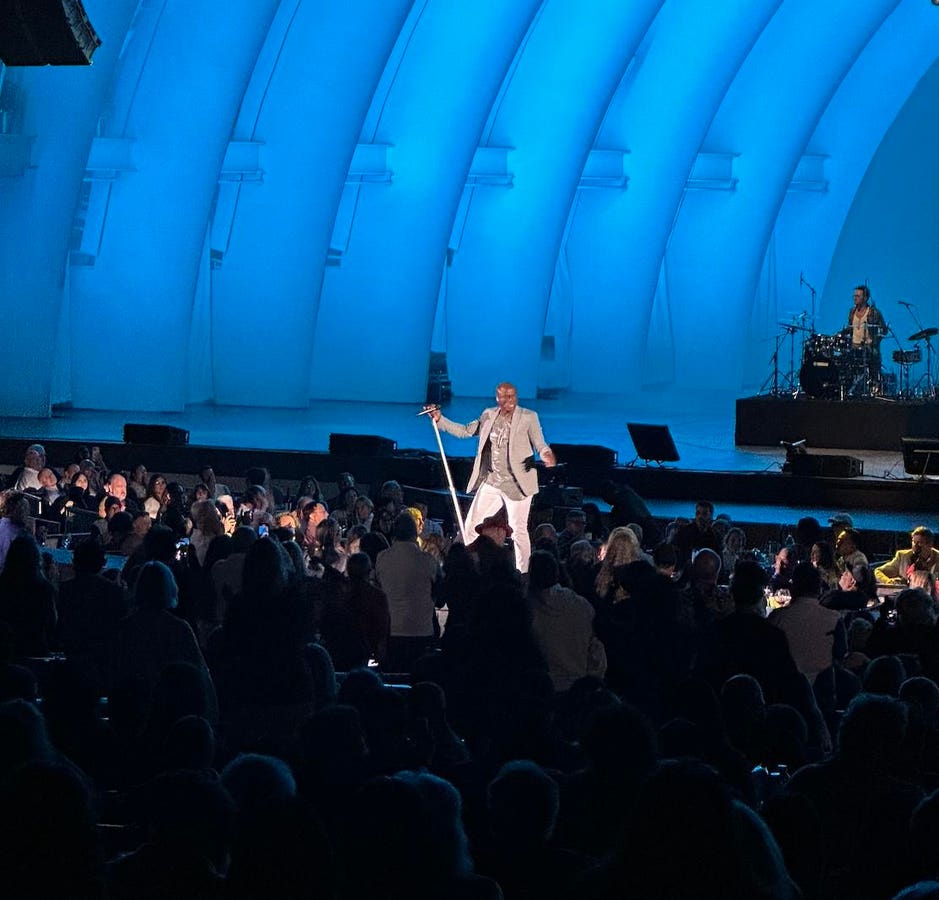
top-left (661, 0), bottom-right (900, 392)
top-left (68, 0), bottom-right (280, 411)
top-left (443, 0), bottom-right (664, 399)
top-left (309, 0), bottom-right (543, 403)
top-left (773, 0), bottom-right (939, 333)
top-left (562, 0), bottom-right (781, 395)
top-left (825, 57), bottom-right (939, 359)
top-left (208, 0), bottom-right (413, 408)
top-left (0, 1), bottom-right (137, 415)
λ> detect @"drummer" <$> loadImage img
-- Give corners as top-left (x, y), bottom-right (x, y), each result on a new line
top-left (847, 285), bottom-right (886, 382)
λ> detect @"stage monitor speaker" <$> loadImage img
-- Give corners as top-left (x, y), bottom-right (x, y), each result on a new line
top-left (626, 422), bottom-right (680, 465)
top-left (550, 443), bottom-right (618, 469)
top-left (789, 453), bottom-right (863, 478)
top-left (123, 423), bottom-right (190, 446)
top-left (329, 433), bottom-right (397, 457)
top-left (0, 0), bottom-right (102, 66)
top-left (902, 437), bottom-right (939, 476)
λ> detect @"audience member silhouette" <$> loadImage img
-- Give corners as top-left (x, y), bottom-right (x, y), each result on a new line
top-left (111, 560), bottom-right (216, 732)
top-left (0, 761), bottom-right (102, 899)
top-left (0, 534), bottom-right (58, 656)
top-left (527, 550), bottom-right (607, 692)
top-left (477, 759), bottom-right (593, 900)
top-left (555, 701), bottom-right (658, 858)
top-left (56, 537), bottom-right (128, 690)
top-left (696, 559), bottom-right (801, 704)
top-left (106, 769), bottom-right (235, 899)
top-left (788, 692), bottom-right (925, 899)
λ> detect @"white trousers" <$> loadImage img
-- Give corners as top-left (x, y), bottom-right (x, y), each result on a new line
top-left (464, 481), bottom-right (534, 573)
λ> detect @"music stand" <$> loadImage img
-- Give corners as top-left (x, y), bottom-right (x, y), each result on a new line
top-left (626, 423), bottom-right (680, 467)
top-left (901, 437), bottom-right (939, 479)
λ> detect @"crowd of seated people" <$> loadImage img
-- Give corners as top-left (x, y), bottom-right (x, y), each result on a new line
top-left (5, 439), bottom-right (939, 897)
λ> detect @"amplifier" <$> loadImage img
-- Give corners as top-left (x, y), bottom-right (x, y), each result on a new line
top-left (550, 443), bottom-right (618, 468)
top-left (123, 423), bottom-right (190, 445)
top-left (788, 453), bottom-right (864, 478)
top-left (328, 433), bottom-right (397, 456)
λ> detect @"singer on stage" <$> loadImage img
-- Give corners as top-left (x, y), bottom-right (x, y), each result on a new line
top-left (426, 382), bottom-right (556, 573)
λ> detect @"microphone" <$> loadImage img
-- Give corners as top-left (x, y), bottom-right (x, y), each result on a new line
top-left (799, 271), bottom-right (805, 286)
top-left (416, 405), bottom-right (441, 417)
top-left (899, 300), bottom-right (912, 308)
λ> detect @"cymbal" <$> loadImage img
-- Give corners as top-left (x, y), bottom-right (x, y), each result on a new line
top-left (909, 327), bottom-right (938, 341)
top-left (778, 321), bottom-right (812, 333)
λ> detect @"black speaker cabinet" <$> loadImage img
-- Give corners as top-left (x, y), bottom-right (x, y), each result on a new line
top-left (789, 453), bottom-right (863, 478)
top-left (328, 433), bottom-right (397, 456)
top-left (123, 423), bottom-right (190, 446)
top-left (0, 0), bottom-right (101, 66)
top-left (550, 443), bottom-right (618, 468)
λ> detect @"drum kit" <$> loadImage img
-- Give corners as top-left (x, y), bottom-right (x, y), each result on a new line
top-left (763, 318), bottom-right (938, 401)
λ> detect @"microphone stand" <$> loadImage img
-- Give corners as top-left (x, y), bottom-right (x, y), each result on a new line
top-left (799, 272), bottom-right (817, 332)
top-left (419, 408), bottom-right (469, 544)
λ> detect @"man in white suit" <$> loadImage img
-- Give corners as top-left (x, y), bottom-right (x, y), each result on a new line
top-left (428, 382), bottom-right (556, 572)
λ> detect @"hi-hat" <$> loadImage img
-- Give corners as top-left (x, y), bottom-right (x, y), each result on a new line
top-left (779, 321), bottom-right (812, 333)
top-left (909, 327), bottom-right (938, 341)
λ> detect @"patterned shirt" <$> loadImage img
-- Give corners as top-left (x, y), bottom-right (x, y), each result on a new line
top-left (485, 414), bottom-right (523, 500)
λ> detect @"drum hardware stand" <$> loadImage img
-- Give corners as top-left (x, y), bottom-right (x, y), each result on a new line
top-left (912, 331), bottom-right (937, 399)
top-left (901, 302), bottom-right (938, 399)
top-left (789, 316), bottom-right (807, 398)
top-left (886, 324), bottom-right (915, 399)
top-left (761, 323), bottom-right (801, 396)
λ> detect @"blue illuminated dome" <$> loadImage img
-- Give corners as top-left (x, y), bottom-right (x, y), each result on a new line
top-left (0, 0), bottom-right (936, 416)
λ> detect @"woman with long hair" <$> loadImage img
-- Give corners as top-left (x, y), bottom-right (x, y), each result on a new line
top-left (144, 473), bottom-right (168, 520)
top-left (595, 526), bottom-right (642, 605)
top-left (52, 471), bottom-right (96, 517)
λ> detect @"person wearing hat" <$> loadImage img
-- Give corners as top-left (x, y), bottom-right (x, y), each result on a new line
top-left (466, 507), bottom-right (516, 575)
top-left (829, 512), bottom-right (854, 532)
top-left (829, 512), bottom-right (854, 550)
top-left (426, 382), bottom-right (556, 573)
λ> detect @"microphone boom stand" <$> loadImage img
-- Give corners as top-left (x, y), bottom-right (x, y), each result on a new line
top-left (422, 410), bottom-right (469, 544)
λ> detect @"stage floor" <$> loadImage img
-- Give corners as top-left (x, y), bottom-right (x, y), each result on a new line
top-left (0, 389), bottom-right (925, 532)
top-left (0, 388), bottom-right (901, 474)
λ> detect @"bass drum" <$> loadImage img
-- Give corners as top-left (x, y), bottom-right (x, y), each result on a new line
top-left (800, 355), bottom-right (840, 399)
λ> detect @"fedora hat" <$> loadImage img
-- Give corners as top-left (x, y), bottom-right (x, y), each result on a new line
top-left (475, 506), bottom-right (513, 537)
